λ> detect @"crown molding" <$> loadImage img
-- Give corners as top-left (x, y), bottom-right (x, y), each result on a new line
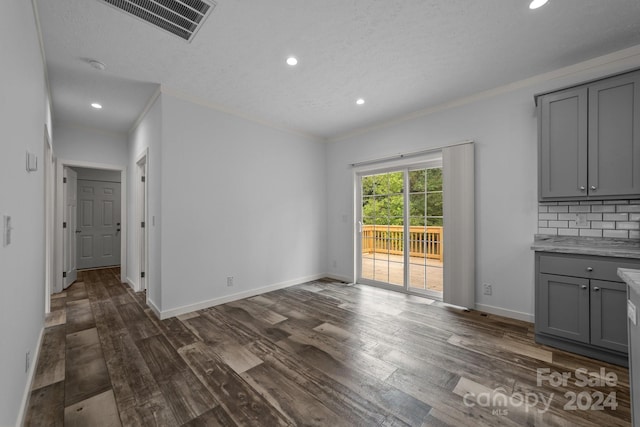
top-left (330, 44), bottom-right (640, 143)
top-left (129, 85), bottom-right (161, 134)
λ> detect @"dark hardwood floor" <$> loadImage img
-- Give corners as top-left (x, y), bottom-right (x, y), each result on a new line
top-left (25, 268), bottom-right (631, 426)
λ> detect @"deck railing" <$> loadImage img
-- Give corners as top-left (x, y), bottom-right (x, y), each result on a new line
top-left (361, 225), bottom-right (443, 261)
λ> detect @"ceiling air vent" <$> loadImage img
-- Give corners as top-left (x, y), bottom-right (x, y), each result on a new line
top-left (99, 0), bottom-right (215, 42)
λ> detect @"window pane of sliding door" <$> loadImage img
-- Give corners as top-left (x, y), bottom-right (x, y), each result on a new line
top-left (426, 168), bottom-right (444, 293)
top-left (360, 171), bottom-right (405, 287)
top-left (408, 168), bottom-right (443, 295)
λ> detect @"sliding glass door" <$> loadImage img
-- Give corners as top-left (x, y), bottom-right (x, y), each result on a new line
top-left (357, 164), bottom-right (443, 298)
top-left (407, 168), bottom-right (443, 295)
top-left (360, 171), bottom-right (405, 287)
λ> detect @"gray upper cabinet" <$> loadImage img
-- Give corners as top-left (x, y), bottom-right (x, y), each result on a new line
top-left (539, 88), bottom-right (588, 199)
top-left (538, 70), bottom-right (640, 200)
top-left (588, 72), bottom-right (640, 197)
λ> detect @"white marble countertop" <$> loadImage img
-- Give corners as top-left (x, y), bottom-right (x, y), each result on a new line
top-left (531, 235), bottom-right (640, 259)
top-left (619, 268), bottom-right (640, 295)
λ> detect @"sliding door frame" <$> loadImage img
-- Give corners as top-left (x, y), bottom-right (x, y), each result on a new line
top-left (354, 154), bottom-right (443, 298)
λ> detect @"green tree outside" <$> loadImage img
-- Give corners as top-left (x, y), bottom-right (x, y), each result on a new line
top-left (361, 168), bottom-right (442, 226)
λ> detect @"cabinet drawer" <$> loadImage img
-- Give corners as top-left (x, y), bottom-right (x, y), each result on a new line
top-left (539, 253), bottom-right (640, 282)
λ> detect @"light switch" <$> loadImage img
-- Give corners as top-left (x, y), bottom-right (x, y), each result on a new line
top-left (628, 300), bottom-right (637, 326)
top-left (3, 215), bottom-right (12, 247)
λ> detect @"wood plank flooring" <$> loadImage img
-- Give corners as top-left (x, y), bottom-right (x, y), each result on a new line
top-left (25, 268), bottom-right (631, 426)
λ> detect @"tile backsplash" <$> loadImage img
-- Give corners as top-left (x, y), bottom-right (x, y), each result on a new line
top-left (539, 200), bottom-right (640, 239)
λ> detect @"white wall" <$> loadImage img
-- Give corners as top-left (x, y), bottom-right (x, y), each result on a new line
top-left (127, 94), bottom-right (163, 309)
top-left (0, 0), bottom-right (48, 425)
top-left (326, 46), bottom-right (640, 321)
top-left (52, 123), bottom-right (128, 168)
top-left (158, 93), bottom-right (327, 314)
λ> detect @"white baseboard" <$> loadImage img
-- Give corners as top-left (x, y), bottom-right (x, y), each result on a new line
top-left (323, 273), bottom-right (353, 283)
top-left (16, 326), bottom-right (44, 427)
top-left (125, 276), bottom-right (137, 291)
top-left (475, 303), bottom-right (534, 323)
top-left (158, 273), bottom-right (327, 319)
top-left (147, 298), bottom-right (162, 319)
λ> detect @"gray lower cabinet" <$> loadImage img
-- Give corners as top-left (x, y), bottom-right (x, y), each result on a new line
top-left (625, 276), bottom-right (640, 427)
top-left (590, 279), bottom-right (628, 353)
top-left (537, 69), bottom-right (640, 200)
top-left (535, 252), bottom-right (640, 366)
top-left (537, 273), bottom-right (590, 343)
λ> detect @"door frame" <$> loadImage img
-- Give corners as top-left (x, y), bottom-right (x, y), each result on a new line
top-left (135, 149), bottom-right (149, 294)
top-left (43, 130), bottom-right (55, 312)
top-left (353, 153), bottom-right (443, 298)
top-left (63, 167), bottom-right (78, 288)
top-left (53, 159), bottom-right (127, 294)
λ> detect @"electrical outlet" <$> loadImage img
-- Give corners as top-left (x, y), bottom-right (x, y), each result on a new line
top-left (575, 213), bottom-right (588, 227)
top-left (226, 276), bottom-right (234, 287)
top-left (25, 351), bottom-right (31, 373)
top-left (483, 283), bottom-right (492, 296)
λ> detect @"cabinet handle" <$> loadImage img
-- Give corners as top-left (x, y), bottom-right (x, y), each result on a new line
top-left (580, 186), bottom-right (586, 191)
top-left (581, 285), bottom-right (588, 290)
top-left (593, 287), bottom-right (601, 292)
top-left (591, 185), bottom-right (597, 191)
top-left (586, 267), bottom-right (593, 272)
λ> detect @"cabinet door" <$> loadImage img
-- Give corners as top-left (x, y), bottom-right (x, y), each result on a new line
top-left (539, 88), bottom-right (588, 199)
top-left (588, 71), bottom-right (640, 197)
top-left (590, 280), bottom-right (628, 353)
top-left (537, 273), bottom-right (590, 343)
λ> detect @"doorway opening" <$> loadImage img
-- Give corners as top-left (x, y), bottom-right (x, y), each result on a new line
top-left (75, 168), bottom-right (122, 271)
top-left (356, 160), bottom-right (443, 299)
top-left (53, 160), bottom-right (126, 295)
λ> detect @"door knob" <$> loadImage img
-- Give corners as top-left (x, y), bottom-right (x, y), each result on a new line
top-left (586, 267), bottom-right (593, 272)
top-left (581, 285), bottom-right (588, 290)
top-left (591, 185), bottom-right (597, 190)
top-left (593, 287), bottom-right (601, 292)
top-left (580, 186), bottom-right (586, 191)
top-left (75, 230), bottom-right (81, 234)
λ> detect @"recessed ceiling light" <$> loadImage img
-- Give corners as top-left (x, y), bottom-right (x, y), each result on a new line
top-left (356, 98), bottom-right (365, 105)
top-left (88, 59), bottom-right (106, 71)
top-left (529, 0), bottom-right (548, 9)
top-left (286, 56), bottom-right (298, 66)
top-left (91, 103), bottom-right (102, 109)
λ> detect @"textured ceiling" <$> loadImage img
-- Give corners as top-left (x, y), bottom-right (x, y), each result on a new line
top-left (35, 0), bottom-right (640, 139)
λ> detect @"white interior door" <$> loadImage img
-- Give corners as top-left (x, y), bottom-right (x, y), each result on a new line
top-left (77, 180), bottom-right (122, 269)
top-left (63, 167), bottom-right (78, 288)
